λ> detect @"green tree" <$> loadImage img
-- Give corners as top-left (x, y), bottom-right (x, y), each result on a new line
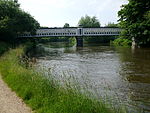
top-left (63, 23), bottom-right (70, 28)
top-left (118, 0), bottom-right (150, 46)
top-left (0, 0), bottom-right (40, 43)
top-left (78, 15), bottom-right (100, 28)
top-left (105, 22), bottom-right (118, 27)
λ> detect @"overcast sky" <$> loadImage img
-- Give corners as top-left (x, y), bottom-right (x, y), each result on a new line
top-left (18, 0), bottom-right (128, 27)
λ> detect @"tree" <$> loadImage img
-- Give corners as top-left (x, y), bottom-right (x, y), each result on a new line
top-left (118, 0), bottom-right (150, 46)
top-left (78, 15), bottom-right (100, 28)
top-left (63, 23), bottom-right (70, 28)
top-left (105, 22), bottom-right (118, 27)
top-left (0, 0), bottom-right (40, 43)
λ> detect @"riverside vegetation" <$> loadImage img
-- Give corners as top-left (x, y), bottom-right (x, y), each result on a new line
top-left (0, 0), bottom-right (149, 112)
top-left (117, 0), bottom-right (150, 47)
top-left (0, 44), bottom-right (126, 113)
top-left (0, 42), bottom-right (10, 55)
top-left (112, 38), bottom-right (132, 47)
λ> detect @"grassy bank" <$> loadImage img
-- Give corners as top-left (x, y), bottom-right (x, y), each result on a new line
top-left (0, 46), bottom-right (124, 113)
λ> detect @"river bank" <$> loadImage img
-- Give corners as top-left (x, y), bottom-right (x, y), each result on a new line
top-left (0, 45), bottom-right (124, 113)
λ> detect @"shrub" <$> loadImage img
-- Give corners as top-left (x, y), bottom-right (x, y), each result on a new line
top-left (0, 42), bottom-right (9, 55)
top-left (112, 38), bottom-right (132, 46)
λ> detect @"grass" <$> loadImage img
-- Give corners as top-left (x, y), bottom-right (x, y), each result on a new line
top-left (0, 45), bottom-right (125, 113)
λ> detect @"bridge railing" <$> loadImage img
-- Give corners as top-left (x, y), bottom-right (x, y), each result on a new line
top-left (19, 27), bottom-right (121, 37)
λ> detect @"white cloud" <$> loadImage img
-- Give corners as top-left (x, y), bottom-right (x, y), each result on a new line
top-left (18, 0), bottom-right (128, 27)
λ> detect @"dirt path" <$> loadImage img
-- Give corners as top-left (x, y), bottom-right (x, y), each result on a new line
top-left (0, 75), bottom-right (32, 113)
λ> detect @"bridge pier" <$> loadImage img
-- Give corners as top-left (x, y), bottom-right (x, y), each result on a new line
top-left (76, 37), bottom-right (83, 47)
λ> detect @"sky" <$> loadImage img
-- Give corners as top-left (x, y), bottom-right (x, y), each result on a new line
top-left (18, 0), bottom-right (128, 27)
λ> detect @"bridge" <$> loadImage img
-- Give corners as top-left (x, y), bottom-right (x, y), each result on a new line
top-left (20, 27), bottom-right (121, 46)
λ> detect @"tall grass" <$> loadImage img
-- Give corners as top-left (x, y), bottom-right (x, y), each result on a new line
top-left (0, 46), bottom-right (124, 113)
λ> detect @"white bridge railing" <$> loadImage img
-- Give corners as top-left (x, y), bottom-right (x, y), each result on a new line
top-left (20, 27), bottom-right (121, 37)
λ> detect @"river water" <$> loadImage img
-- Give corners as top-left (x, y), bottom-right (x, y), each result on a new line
top-left (32, 42), bottom-right (150, 113)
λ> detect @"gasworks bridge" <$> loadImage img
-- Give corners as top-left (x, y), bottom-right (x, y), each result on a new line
top-left (20, 27), bottom-right (121, 46)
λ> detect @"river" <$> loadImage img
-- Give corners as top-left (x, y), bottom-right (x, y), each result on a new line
top-left (31, 42), bottom-right (150, 113)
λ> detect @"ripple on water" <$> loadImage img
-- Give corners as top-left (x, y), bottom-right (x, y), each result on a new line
top-left (33, 43), bottom-right (150, 112)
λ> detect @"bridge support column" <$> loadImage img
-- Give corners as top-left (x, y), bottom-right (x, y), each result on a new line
top-left (76, 37), bottom-right (83, 47)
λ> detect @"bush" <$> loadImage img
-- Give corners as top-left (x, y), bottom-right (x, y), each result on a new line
top-left (112, 38), bottom-right (132, 46)
top-left (84, 36), bottom-right (116, 43)
top-left (0, 42), bottom-right (9, 55)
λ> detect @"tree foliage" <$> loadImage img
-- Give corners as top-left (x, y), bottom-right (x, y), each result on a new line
top-left (63, 23), bottom-right (70, 28)
top-left (105, 22), bottom-right (118, 27)
top-left (78, 15), bottom-right (100, 28)
top-left (0, 0), bottom-right (40, 42)
top-left (118, 0), bottom-right (150, 46)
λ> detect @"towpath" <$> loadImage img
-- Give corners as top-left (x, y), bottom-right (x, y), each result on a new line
top-left (0, 75), bottom-right (32, 113)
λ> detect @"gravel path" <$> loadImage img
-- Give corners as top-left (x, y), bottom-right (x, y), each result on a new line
top-left (0, 75), bottom-right (32, 113)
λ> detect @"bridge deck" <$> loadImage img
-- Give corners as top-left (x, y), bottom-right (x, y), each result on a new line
top-left (20, 27), bottom-right (121, 38)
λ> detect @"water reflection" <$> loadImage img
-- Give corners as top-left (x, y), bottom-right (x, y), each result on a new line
top-left (32, 42), bottom-right (150, 113)
top-left (116, 47), bottom-right (150, 112)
